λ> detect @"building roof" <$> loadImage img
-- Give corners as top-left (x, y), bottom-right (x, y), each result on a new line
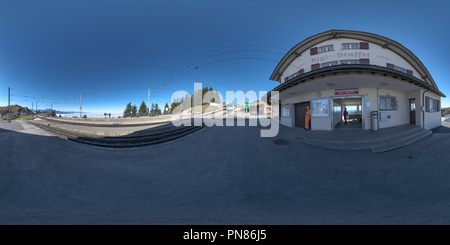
top-left (270, 29), bottom-right (442, 94)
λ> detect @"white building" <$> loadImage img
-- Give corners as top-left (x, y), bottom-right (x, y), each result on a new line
top-left (268, 30), bottom-right (445, 131)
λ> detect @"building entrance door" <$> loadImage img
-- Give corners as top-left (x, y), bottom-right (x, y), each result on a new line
top-left (295, 102), bottom-right (310, 128)
top-left (409, 99), bottom-right (416, 124)
top-left (332, 96), bottom-right (363, 130)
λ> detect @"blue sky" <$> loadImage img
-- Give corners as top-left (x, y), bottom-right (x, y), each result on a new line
top-left (1, 0), bottom-right (450, 113)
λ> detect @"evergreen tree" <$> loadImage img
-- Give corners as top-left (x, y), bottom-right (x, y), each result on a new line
top-left (163, 102), bottom-right (169, 114)
top-left (124, 102), bottom-right (132, 117)
top-left (131, 104), bottom-right (137, 116)
top-left (150, 103), bottom-right (155, 116)
top-left (138, 100), bottom-right (148, 116)
top-left (155, 103), bottom-right (160, 115)
top-left (183, 93), bottom-right (190, 110)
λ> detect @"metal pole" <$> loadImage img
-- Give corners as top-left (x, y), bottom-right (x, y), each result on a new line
top-left (8, 87), bottom-right (10, 122)
top-left (80, 94), bottom-right (82, 117)
top-left (148, 89), bottom-right (150, 117)
top-left (245, 86), bottom-right (247, 113)
top-left (32, 102), bottom-right (33, 118)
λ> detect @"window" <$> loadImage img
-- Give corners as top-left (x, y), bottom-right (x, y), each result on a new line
top-left (345, 106), bottom-right (358, 114)
top-left (379, 95), bottom-right (398, 110)
top-left (340, 59), bottom-right (359, 64)
top-left (386, 63), bottom-right (413, 75)
top-left (320, 59), bottom-right (369, 68)
top-left (287, 69), bottom-right (304, 80)
top-left (334, 106), bottom-right (341, 113)
top-left (393, 65), bottom-right (406, 73)
top-left (427, 97), bottom-right (440, 112)
top-left (342, 42), bottom-right (369, 49)
top-left (321, 61), bottom-right (338, 68)
top-left (318, 45), bottom-right (334, 53)
top-left (342, 43), bottom-right (359, 49)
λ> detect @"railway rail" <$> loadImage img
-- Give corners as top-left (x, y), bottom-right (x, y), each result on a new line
top-left (35, 108), bottom-right (227, 127)
top-left (27, 120), bottom-right (206, 148)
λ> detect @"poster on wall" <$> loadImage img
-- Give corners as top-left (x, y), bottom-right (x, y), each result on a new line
top-left (282, 105), bottom-right (290, 117)
top-left (311, 97), bottom-right (329, 117)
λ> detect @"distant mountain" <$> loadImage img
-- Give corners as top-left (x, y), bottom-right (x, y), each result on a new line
top-left (34, 108), bottom-right (76, 114)
top-left (54, 110), bottom-right (86, 114)
top-left (0, 104), bottom-right (30, 120)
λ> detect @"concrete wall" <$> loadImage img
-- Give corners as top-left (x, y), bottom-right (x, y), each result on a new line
top-left (281, 38), bottom-right (423, 84)
top-left (280, 103), bottom-right (293, 128)
top-left (280, 90), bottom-right (333, 130)
top-left (278, 86), bottom-right (430, 131)
top-left (424, 91), bottom-right (442, 130)
top-left (376, 89), bottom-right (409, 129)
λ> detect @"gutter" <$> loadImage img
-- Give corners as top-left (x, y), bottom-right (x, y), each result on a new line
top-left (422, 88), bottom-right (430, 129)
top-left (267, 64), bottom-right (446, 100)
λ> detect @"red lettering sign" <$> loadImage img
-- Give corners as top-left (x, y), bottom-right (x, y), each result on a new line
top-left (335, 89), bottom-right (359, 95)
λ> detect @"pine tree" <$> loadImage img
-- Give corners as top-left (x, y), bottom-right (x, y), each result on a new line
top-left (150, 103), bottom-right (155, 116)
top-left (131, 104), bottom-right (137, 116)
top-left (183, 93), bottom-right (190, 110)
top-left (155, 103), bottom-right (160, 115)
top-left (139, 100), bottom-right (148, 116)
top-left (163, 102), bottom-right (169, 114)
top-left (124, 102), bottom-right (132, 117)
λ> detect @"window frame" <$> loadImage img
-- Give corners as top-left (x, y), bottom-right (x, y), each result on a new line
top-left (393, 65), bottom-right (407, 73)
top-left (342, 43), bottom-right (360, 49)
top-left (339, 59), bottom-right (359, 65)
top-left (318, 44), bottom-right (334, 53)
top-left (379, 95), bottom-right (398, 111)
top-left (429, 98), bottom-right (437, 112)
top-left (321, 60), bottom-right (338, 68)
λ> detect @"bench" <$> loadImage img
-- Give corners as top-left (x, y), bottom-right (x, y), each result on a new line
top-left (348, 114), bottom-right (362, 121)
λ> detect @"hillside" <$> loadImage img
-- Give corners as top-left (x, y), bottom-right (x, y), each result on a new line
top-left (0, 105), bottom-right (30, 121)
top-left (442, 107), bottom-right (450, 117)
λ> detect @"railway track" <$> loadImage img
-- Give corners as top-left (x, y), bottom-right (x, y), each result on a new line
top-left (27, 120), bottom-right (206, 148)
top-left (35, 109), bottom-right (227, 127)
top-left (35, 115), bottom-right (175, 127)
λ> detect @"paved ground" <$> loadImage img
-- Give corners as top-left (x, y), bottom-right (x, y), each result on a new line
top-left (0, 118), bottom-right (450, 224)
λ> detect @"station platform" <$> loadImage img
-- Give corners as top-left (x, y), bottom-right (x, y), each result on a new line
top-left (296, 123), bottom-right (433, 153)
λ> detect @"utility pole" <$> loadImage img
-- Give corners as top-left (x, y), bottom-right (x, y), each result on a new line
top-left (148, 88), bottom-right (150, 117)
top-left (32, 102), bottom-right (34, 118)
top-left (79, 94), bottom-right (82, 117)
top-left (245, 86), bottom-right (247, 113)
top-left (8, 87), bottom-right (10, 122)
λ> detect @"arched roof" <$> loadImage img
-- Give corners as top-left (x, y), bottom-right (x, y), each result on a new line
top-left (270, 29), bottom-right (440, 91)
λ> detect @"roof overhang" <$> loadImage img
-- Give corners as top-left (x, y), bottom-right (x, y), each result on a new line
top-left (266, 64), bottom-right (446, 101)
top-left (270, 29), bottom-right (440, 91)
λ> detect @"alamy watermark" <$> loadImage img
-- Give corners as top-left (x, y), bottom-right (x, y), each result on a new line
top-left (170, 83), bottom-right (279, 137)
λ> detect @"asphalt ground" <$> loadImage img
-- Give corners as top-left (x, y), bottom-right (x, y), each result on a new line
top-left (0, 118), bottom-right (450, 224)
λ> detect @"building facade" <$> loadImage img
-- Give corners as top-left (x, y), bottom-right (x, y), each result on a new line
top-left (269, 30), bottom-right (445, 131)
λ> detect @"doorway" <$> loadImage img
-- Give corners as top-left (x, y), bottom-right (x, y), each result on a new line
top-left (333, 97), bottom-right (363, 130)
top-left (295, 102), bottom-right (310, 128)
top-left (409, 99), bottom-right (416, 124)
